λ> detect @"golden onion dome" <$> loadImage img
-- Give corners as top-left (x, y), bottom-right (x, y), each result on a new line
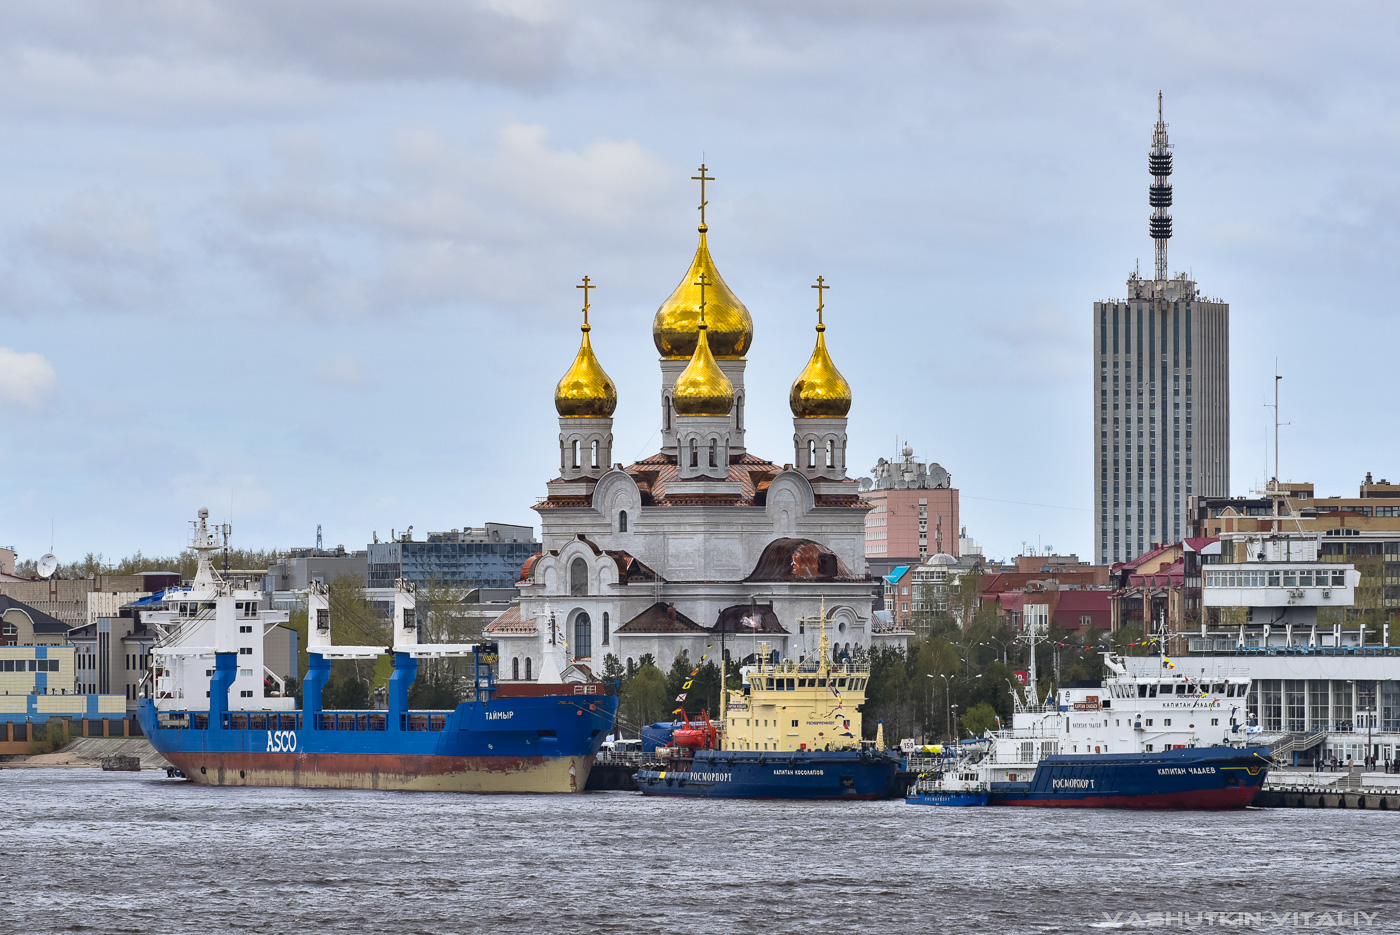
top-left (672, 313), bottom-right (735, 417)
top-left (789, 312), bottom-right (852, 419)
top-left (554, 308), bottom-right (617, 419)
top-left (652, 227), bottom-right (753, 359)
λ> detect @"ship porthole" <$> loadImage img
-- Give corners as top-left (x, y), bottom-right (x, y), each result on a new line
top-left (239, 770), bottom-right (246, 779)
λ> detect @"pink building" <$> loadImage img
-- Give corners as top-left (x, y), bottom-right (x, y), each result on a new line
top-left (860, 444), bottom-right (959, 578)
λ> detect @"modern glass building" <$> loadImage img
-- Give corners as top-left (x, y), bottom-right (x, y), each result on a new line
top-left (367, 524), bottom-right (539, 590)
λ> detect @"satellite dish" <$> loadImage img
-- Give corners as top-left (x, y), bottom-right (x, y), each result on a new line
top-left (38, 553), bottom-right (58, 579)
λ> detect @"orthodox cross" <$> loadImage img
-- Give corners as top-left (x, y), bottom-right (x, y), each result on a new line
top-left (693, 272), bottom-right (711, 324)
top-left (811, 275), bottom-right (829, 326)
top-left (692, 164), bottom-right (714, 227)
top-left (576, 275), bottom-right (594, 325)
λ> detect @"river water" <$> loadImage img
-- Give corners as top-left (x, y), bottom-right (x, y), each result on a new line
top-left (1, 769), bottom-right (1395, 935)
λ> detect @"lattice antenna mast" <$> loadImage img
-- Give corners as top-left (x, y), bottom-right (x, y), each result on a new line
top-left (1149, 91), bottom-right (1174, 281)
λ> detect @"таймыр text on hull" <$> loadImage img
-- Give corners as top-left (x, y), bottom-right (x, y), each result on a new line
top-left (988, 747), bottom-right (1271, 809)
top-left (635, 749), bottom-right (902, 800)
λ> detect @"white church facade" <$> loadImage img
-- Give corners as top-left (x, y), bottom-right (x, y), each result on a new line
top-left (489, 169), bottom-right (904, 682)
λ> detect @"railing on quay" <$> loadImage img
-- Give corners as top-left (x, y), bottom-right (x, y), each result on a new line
top-left (594, 750), bottom-right (649, 767)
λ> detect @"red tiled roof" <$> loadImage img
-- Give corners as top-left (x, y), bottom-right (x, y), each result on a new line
top-left (616, 602), bottom-right (707, 634)
top-left (485, 604), bottom-right (536, 635)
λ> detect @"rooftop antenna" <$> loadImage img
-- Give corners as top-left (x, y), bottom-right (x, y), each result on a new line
top-left (1148, 91), bottom-right (1174, 281)
top-left (316, 524), bottom-right (323, 550)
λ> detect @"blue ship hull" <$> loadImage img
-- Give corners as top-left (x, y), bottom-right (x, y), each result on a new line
top-left (907, 791), bottom-right (989, 806)
top-left (634, 748), bottom-right (902, 800)
top-left (988, 746), bottom-right (1272, 809)
top-left (137, 693), bottom-right (619, 794)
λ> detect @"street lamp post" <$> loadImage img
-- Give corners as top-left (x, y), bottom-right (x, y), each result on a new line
top-left (980, 638), bottom-right (1012, 666)
top-left (928, 673), bottom-right (952, 744)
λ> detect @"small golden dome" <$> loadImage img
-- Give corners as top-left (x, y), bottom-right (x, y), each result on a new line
top-left (554, 308), bottom-right (617, 419)
top-left (672, 313), bottom-right (735, 417)
top-left (790, 315), bottom-right (852, 419)
top-left (652, 228), bottom-right (753, 359)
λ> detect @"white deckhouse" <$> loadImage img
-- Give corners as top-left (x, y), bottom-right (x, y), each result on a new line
top-left (489, 171), bottom-right (892, 683)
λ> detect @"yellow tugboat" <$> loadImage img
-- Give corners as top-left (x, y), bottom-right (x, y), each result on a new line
top-left (635, 605), bottom-right (902, 799)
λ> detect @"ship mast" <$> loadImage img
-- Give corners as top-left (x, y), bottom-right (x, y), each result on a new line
top-left (718, 621), bottom-right (727, 745)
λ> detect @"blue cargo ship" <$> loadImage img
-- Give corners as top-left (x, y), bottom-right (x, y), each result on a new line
top-left (138, 653), bottom-right (618, 793)
top-left (139, 511), bottom-right (617, 793)
top-left (635, 608), bottom-right (902, 800)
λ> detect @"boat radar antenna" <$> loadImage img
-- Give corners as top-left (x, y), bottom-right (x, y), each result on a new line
top-left (1148, 91), bottom-right (1174, 282)
top-left (190, 507), bottom-right (224, 591)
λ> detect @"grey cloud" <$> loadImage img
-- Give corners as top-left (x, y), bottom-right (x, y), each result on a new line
top-left (1, 0), bottom-right (571, 92)
top-left (220, 124), bottom-right (682, 318)
top-left (9, 194), bottom-right (174, 315)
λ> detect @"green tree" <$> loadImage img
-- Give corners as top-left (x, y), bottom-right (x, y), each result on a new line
top-left (327, 573), bottom-right (391, 689)
top-left (948, 563), bottom-right (985, 628)
top-left (599, 653), bottom-right (626, 682)
top-left (961, 701), bottom-right (999, 738)
top-left (864, 645), bottom-right (916, 742)
top-left (619, 663), bottom-right (669, 734)
top-left (322, 675), bottom-right (371, 710)
top-left (408, 672), bottom-right (460, 709)
top-left (664, 651), bottom-right (693, 704)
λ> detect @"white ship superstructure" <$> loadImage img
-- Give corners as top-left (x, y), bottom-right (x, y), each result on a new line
top-left (974, 654), bottom-right (1253, 781)
top-left (147, 508), bottom-right (293, 711)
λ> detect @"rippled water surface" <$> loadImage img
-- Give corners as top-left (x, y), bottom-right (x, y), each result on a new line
top-left (2, 769), bottom-right (1396, 935)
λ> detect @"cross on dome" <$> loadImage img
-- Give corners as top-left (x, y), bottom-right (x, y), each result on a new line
top-left (691, 164), bottom-right (714, 231)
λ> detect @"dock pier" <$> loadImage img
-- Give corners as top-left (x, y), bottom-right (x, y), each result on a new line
top-left (1257, 769), bottom-right (1400, 810)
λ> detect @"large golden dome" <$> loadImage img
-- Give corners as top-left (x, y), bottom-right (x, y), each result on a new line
top-left (789, 316), bottom-right (852, 418)
top-left (672, 314), bottom-right (735, 417)
top-left (554, 312), bottom-right (617, 419)
top-left (652, 228), bottom-right (753, 359)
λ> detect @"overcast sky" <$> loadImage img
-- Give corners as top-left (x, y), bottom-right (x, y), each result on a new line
top-left (1, 1), bottom-right (1397, 566)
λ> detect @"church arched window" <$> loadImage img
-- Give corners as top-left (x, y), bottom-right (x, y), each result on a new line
top-left (572, 439), bottom-right (581, 469)
top-left (511, 657), bottom-right (519, 680)
top-left (618, 510), bottom-right (627, 533)
top-left (560, 441), bottom-right (566, 472)
top-left (590, 439), bottom-right (599, 469)
top-left (709, 438), bottom-right (717, 468)
top-left (525, 657), bottom-right (532, 680)
top-left (826, 439), bottom-right (835, 469)
top-left (808, 439), bottom-right (817, 468)
top-left (736, 394), bottom-right (743, 431)
top-left (574, 612), bottom-right (592, 660)
top-left (602, 611), bottom-right (610, 645)
top-left (689, 438), bottom-right (698, 468)
top-left (570, 558), bottom-right (588, 596)
top-left (664, 396), bottom-right (672, 431)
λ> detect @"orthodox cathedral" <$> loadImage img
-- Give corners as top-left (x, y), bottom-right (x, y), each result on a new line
top-left (488, 169), bottom-right (901, 682)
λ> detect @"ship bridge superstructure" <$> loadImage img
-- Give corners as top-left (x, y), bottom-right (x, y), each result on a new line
top-left (986, 653), bottom-right (1253, 777)
top-left (148, 508), bottom-right (292, 711)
